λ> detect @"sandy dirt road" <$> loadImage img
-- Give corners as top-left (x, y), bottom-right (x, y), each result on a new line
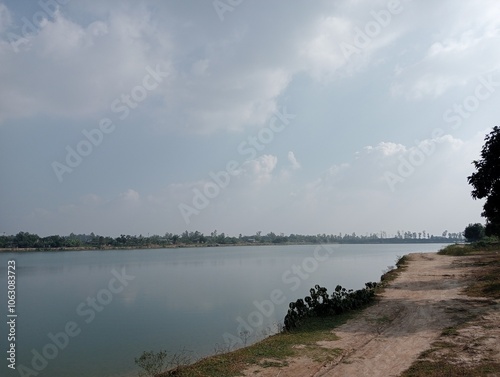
top-left (242, 252), bottom-right (500, 377)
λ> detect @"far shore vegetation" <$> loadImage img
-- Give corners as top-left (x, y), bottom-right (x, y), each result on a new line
top-left (1, 229), bottom-right (463, 251)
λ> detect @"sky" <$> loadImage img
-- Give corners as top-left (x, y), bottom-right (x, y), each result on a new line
top-left (0, 0), bottom-right (498, 238)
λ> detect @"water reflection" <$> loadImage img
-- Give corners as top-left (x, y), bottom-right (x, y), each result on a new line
top-left (0, 244), bottom-right (447, 377)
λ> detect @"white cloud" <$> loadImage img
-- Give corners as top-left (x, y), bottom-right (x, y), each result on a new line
top-left (240, 154), bottom-right (278, 187)
top-left (119, 189), bottom-right (140, 202)
top-left (274, 133), bottom-right (484, 234)
top-left (1, 1), bottom-right (495, 238)
top-left (0, 3), bottom-right (11, 33)
top-left (300, 16), bottom-right (352, 81)
top-left (287, 151), bottom-right (301, 170)
top-left (300, 2), bottom-right (408, 82)
top-left (363, 142), bottom-right (406, 157)
top-left (391, 0), bottom-right (500, 100)
top-left (0, 6), bottom-right (174, 123)
top-left (0, 1), bottom-right (416, 133)
top-left (173, 67), bottom-right (292, 133)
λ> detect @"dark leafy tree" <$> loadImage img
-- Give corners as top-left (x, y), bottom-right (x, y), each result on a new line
top-left (463, 223), bottom-right (485, 242)
top-left (468, 126), bottom-right (500, 236)
top-left (14, 232), bottom-right (39, 248)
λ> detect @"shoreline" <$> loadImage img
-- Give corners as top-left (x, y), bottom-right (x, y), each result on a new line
top-left (156, 248), bottom-right (499, 376)
top-left (0, 240), bottom-right (458, 253)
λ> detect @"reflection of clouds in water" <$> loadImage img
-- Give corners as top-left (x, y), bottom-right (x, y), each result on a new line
top-left (0, 245), bottom-right (450, 377)
top-left (163, 297), bottom-right (216, 313)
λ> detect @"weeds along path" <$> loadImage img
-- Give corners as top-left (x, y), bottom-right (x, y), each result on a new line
top-left (243, 252), bottom-right (495, 377)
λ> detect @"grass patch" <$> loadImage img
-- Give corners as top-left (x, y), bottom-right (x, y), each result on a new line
top-left (465, 257), bottom-right (500, 299)
top-left (438, 241), bottom-right (500, 256)
top-left (402, 361), bottom-right (500, 377)
top-left (416, 340), bottom-right (455, 360)
top-left (374, 315), bottom-right (391, 324)
top-left (161, 314), bottom-right (356, 377)
top-left (396, 254), bottom-right (409, 268)
top-left (258, 359), bottom-right (287, 368)
top-left (430, 340), bottom-right (455, 349)
top-left (441, 326), bottom-right (459, 336)
top-left (438, 243), bottom-right (500, 299)
top-left (437, 244), bottom-right (473, 256)
top-left (379, 255), bottom-right (409, 287)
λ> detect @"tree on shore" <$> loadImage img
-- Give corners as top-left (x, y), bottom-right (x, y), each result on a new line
top-left (468, 126), bottom-right (500, 236)
top-left (463, 223), bottom-right (485, 243)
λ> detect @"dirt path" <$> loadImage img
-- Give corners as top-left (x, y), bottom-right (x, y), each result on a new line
top-left (242, 252), bottom-right (499, 377)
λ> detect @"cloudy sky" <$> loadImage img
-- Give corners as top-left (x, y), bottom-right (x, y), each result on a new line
top-left (0, 0), bottom-right (498, 237)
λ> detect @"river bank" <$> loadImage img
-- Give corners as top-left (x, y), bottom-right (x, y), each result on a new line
top-left (159, 248), bottom-right (500, 376)
top-left (0, 240), bottom-right (458, 253)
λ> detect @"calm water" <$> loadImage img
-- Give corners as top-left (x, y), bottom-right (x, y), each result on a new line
top-left (0, 244), bottom-right (448, 377)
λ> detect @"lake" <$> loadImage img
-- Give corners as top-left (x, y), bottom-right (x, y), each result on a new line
top-left (0, 243), bottom-right (448, 377)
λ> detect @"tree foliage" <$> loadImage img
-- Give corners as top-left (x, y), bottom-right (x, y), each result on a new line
top-left (463, 223), bottom-right (485, 243)
top-left (468, 126), bottom-right (500, 236)
top-left (0, 229), bottom-right (464, 250)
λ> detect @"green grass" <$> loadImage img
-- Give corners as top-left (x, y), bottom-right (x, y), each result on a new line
top-left (159, 314), bottom-right (357, 377)
top-left (440, 326), bottom-right (459, 336)
top-left (378, 254), bottom-right (409, 288)
top-left (437, 244), bottom-right (472, 256)
top-left (438, 241), bottom-right (500, 256)
top-left (401, 361), bottom-right (500, 377)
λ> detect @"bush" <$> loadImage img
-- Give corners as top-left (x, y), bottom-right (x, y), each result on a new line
top-left (283, 282), bottom-right (377, 331)
top-left (135, 350), bottom-right (168, 377)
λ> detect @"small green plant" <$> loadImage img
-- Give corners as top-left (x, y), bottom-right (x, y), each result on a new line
top-left (441, 326), bottom-right (458, 336)
top-left (135, 350), bottom-right (168, 377)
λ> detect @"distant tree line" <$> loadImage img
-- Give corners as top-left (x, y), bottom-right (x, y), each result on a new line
top-left (0, 229), bottom-right (463, 250)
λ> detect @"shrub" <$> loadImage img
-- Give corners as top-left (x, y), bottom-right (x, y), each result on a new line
top-left (283, 282), bottom-right (377, 331)
top-left (135, 350), bottom-right (168, 377)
